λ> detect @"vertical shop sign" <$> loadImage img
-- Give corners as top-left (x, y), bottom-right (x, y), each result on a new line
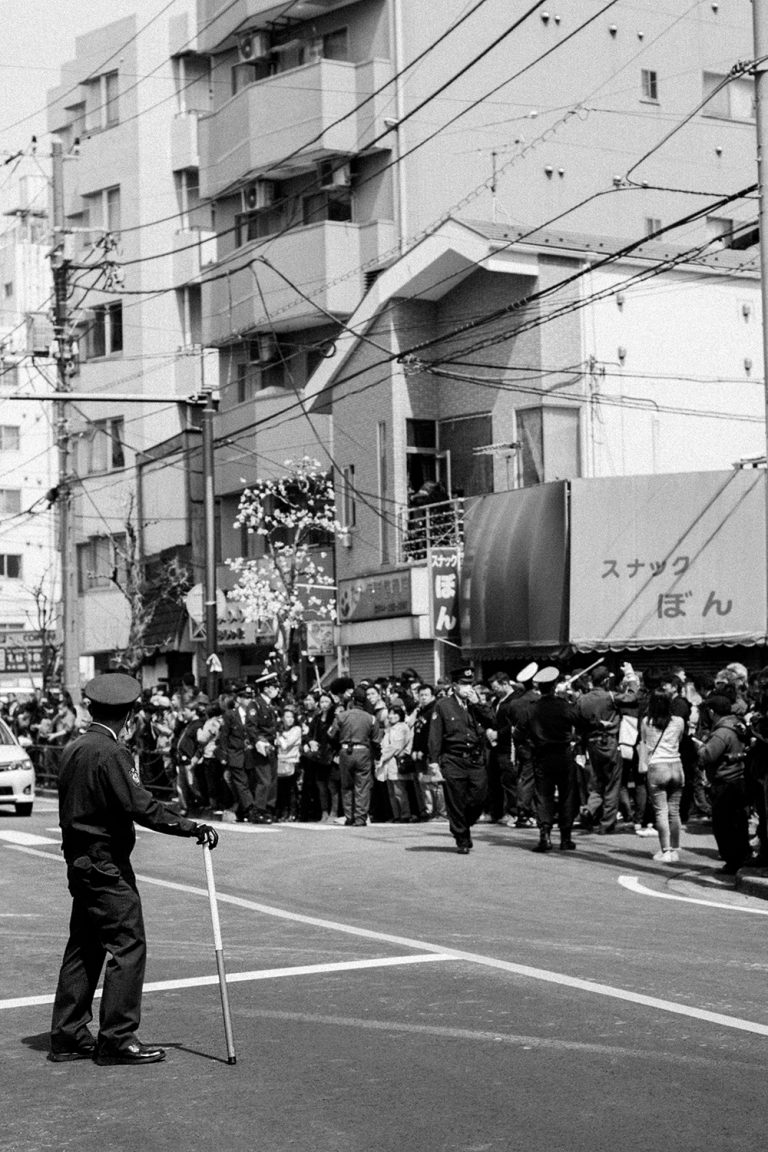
top-left (429, 547), bottom-right (461, 642)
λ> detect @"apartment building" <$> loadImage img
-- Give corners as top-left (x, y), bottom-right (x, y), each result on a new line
top-left (0, 174), bottom-right (58, 695)
top-left (47, 9), bottom-right (220, 687)
top-left (193, 0), bottom-right (760, 676)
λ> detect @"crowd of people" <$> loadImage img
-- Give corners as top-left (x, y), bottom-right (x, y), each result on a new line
top-left (2, 657), bottom-right (767, 873)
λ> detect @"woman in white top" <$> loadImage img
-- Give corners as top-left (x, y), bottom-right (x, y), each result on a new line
top-left (376, 705), bottom-right (415, 822)
top-left (639, 690), bottom-right (685, 863)
top-left (275, 706), bottom-right (303, 821)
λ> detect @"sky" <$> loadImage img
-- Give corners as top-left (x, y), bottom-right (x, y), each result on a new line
top-left (0, 0), bottom-right (170, 210)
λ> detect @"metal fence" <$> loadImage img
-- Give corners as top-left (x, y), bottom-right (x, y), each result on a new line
top-left (397, 498), bottom-right (465, 563)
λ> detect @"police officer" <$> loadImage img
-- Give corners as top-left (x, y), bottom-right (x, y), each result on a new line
top-left (329, 685), bottom-right (381, 826)
top-left (215, 682), bottom-right (260, 822)
top-left (523, 666), bottom-right (578, 853)
top-left (428, 668), bottom-right (494, 854)
top-left (249, 668), bottom-right (281, 823)
top-left (507, 662), bottom-right (540, 827)
top-left (49, 673), bottom-right (218, 1066)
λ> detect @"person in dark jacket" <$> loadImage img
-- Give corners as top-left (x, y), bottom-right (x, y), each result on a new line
top-left (428, 668), bottom-right (494, 854)
top-left (214, 683), bottom-right (261, 822)
top-left (507, 663), bottom-right (540, 826)
top-left (49, 673), bottom-right (217, 1067)
top-left (248, 669), bottom-right (281, 822)
top-left (521, 667), bottom-right (578, 852)
top-left (576, 665), bottom-right (622, 833)
top-left (697, 693), bottom-right (750, 874)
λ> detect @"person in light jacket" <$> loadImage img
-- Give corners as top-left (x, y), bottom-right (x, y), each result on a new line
top-left (376, 705), bottom-right (415, 822)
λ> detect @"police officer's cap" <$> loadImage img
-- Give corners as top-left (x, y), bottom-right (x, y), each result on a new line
top-left (533, 665), bottom-right (560, 686)
top-left (235, 682), bottom-right (255, 697)
top-left (84, 672), bottom-right (142, 708)
top-left (253, 665), bottom-right (278, 686)
top-left (516, 662), bottom-right (538, 685)
top-left (450, 667), bottom-right (476, 684)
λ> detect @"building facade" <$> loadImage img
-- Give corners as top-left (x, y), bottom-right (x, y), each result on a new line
top-left (0, 174), bottom-right (59, 695)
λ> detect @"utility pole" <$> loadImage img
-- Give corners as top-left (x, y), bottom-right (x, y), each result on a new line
top-left (754, 1), bottom-right (768, 633)
top-left (50, 139), bottom-right (79, 700)
top-left (202, 390), bottom-right (220, 699)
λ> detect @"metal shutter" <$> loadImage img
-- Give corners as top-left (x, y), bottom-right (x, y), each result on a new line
top-left (348, 641), bottom-right (435, 683)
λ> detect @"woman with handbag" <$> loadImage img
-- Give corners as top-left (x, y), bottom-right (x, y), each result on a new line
top-left (275, 706), bottom-right (303, 821)
top-left (375, 705), bottom-right (416, 822)
top-left (638, 689), bottom-right (685, 863)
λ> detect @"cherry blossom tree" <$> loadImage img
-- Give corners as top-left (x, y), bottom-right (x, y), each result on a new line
top-left (227, 457), bottom-right (338, 676)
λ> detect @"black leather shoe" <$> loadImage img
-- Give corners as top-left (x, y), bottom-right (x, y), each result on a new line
top-left (94, 1040), bottom-right (166, 1066)
top-left (48, 1035), bottom-right (96, 1062)
top-left (560, 837), bottom-right (576, 850)
top-left (533, 830), bottom-right (553, 853)
top-left (456, 845), bottom-right (471, 855)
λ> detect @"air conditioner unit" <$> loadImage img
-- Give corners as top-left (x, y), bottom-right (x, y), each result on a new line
top-left (241, 180), bottom-right (275, 213)
top-left (318, 160), bottom-right (351, 190)
top-left (238, 29), bottom-right (270, 62)
top-left (248, 334), bottom-right (277, 363)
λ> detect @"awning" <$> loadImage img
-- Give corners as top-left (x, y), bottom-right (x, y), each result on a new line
top-left (462, 483), bottom-right (568, 651)
top-left (569, 469), bottom-right (766, 651)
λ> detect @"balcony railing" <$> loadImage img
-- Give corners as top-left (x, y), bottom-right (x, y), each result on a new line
top-left (397, 499), bottom-right (465, 564)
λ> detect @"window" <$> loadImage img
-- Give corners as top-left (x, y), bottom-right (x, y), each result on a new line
top-left (172, 54), bottom-right (210, 113)
top-left (77, 535), bottom-right (126, 593)
top-left (86, 71), bottom-right (120, 131)
top-left (177, 285), bottom-right (202, 345)
top-left (641, 69), bottom-right (658, 101)
top-left (0, 554), bottom-right (22, 579)
top-left (299, 27), bottom-right (349, 65)
top-left (341, 465), bottom-right (356, 528)
top-left (174, 168), bottom-right (209, 231)
top-left (0, 363), bottom-right (18, 390)
top-left (3, 281), bottom-right (12, 298)
top-left (645, 217), bottom-right (662, 237)
top-left (86, 418), bottom-right (125, 474)
top-left (0, 426), bottom-right (20, 451)
top-left (516, 406), bottom-right (581, 487)
top-left (702, 72), bottom-right (755, 121)
top-left (377, 422), bottom-right (388, 563)
top-left (0, 489), bottom-right (21, 515)
top-left (83, 187), bottom-right (121, 239)
top-left (87, 302), bottom-right (123, 358)
top-left (302, 188), bottom-right (352, 226)
top-left (438, 415), bottom-right (494, 498)
top-left (406, 419), bottom-right (449, 496)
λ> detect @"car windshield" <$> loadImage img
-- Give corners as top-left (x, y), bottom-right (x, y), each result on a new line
top-left (0, 718), bottom-right (18, 746)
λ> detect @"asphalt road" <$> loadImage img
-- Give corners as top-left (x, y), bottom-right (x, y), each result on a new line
top-left (2, 798), bottom-right (767, 1152)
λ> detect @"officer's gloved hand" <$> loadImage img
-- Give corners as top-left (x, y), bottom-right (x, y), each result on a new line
top-left (194, 824), bottom-right (219, 849)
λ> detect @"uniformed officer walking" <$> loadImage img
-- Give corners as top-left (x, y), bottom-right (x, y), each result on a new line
top-left (49, 673), bottom-right (219, 1066)
top-left (428, 668), bottom-right (494, 854)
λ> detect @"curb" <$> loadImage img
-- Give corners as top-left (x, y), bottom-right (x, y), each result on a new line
top-left (735, 867), bottom-right (768, 901)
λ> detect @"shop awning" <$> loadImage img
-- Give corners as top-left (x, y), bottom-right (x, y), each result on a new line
top-left (569, 469), bottom-right (766, 651)
top-left (462, 483), bottom-right (568, 651)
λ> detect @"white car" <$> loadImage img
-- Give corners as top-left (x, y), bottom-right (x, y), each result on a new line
top-left (0, 717), bottom-right (35, 817)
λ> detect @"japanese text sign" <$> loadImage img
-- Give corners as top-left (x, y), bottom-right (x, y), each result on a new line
top-left (429, 547), bottom-right (461, 640)
top-left (337, 570), bottom-right (412, 622)
top-left (568, 471), bottom-right (766, 649)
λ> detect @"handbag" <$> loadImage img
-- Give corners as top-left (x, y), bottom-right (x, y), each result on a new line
top-left (618, 714), bottom-right (639, 761)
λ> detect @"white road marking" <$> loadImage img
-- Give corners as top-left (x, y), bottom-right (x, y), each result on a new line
top-left (619, 874), bottom-right (768, 915)
top-left (0, 831), bottom-right (60, 846)
top-left (0, 955), bottom-right (449, 1012)
top-left (9, 847), bottom-right (768, 1038)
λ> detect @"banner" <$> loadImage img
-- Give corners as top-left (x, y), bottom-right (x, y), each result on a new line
top-left (429, 547), bottom-right (461, 641)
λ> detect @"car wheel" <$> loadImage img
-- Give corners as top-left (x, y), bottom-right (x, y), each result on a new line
top-left (15, 803), bottom-right (33, 818)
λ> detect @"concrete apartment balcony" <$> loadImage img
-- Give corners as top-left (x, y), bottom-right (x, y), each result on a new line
top-left (199, 57), bottom-right (392, 198)
top-left (197, 1), bottom-right (361, 53)
top-left (172, 228), bottom-right (217, 285)
top-left (202, 218), bottom-right (395, 343)
top-left (171, 111), bottom-right (201, 170)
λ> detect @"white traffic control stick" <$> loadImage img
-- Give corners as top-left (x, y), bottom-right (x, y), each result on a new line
top-left (203, 844), bottom-right (237, 1065)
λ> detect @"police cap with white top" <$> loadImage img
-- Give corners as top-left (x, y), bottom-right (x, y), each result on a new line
top-left (516, 662), bottom-right (538, 685)
top-left (533, 666), bottom-right (560, 686)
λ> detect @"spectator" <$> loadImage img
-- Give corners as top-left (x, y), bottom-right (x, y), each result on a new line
top-left (697, 693), bottom-right (750, 875)
top-left (376, 704), bottom-right (415, 822)
top-left (639, 689), bottom-right (685, 864)
top-left (275, 706), bottom-right (302, 821)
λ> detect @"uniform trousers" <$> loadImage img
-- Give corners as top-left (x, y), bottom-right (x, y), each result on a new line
top-left (534, 749), bottom-right (577, 832)
top-left (51, 856), bottom-right (146, 1050)
top-left (440, 755), bottom-right (488, 847)
top-left (253, 751), bottom-right (278, 816)
top-left (227, 752), bottom-right (256, 818)
top-left (584, 740), bottom-right (623, 830)
top-left (340, 747), bottom-right (373, 825)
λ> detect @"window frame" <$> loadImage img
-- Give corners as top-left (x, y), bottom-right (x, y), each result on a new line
top-left (640, 68), bottom-right (658, 102)
top-left (0, 554), bottom-right (22, 579)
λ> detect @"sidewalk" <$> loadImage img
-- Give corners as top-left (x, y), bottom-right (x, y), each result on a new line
top-left (736, 866), bottom-right (768, 900)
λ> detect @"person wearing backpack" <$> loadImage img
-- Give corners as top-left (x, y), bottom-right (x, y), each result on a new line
top-left (696, 693), bottom-right (751, 875)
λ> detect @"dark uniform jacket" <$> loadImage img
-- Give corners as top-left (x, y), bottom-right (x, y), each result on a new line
top-left (250, 694), bottom-right (279, 748)
top-left (526, 696), bottom-right (577, 752)
top-left (508, 689), bottom-right (540, 749)
top-left (215, 704), bottom-right (260, 767)
top-left (330, 704), bottom-right (380, 749)
top-left (58, 725), bottom-right (196, 867)
top-left (428, 693), bottom-right (493, 763)
top-left (575, 688), bottom-right (619, 749)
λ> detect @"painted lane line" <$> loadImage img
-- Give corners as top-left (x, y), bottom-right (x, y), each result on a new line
top-left (11, 846), bottom-right (768, 1039)
top-left (0, 831), bottom-right (60, 846)
top-left (619, 874), bottom-right (768, 915)
top-left (0, 955), bottom-right (450, 1012)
